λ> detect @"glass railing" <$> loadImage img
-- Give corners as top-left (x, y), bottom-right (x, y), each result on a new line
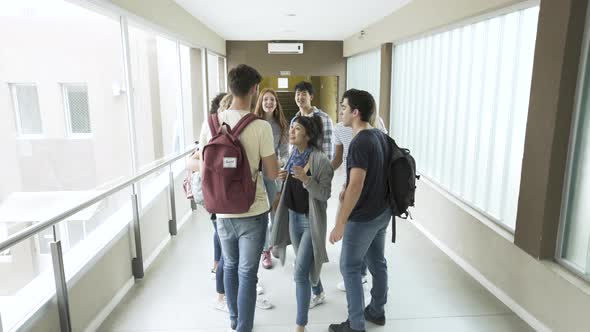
top-left (0, 147), bottom-right (194, 332)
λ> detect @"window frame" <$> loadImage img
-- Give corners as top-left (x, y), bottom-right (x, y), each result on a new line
top-left (61, 83), bottom-right (92, 138)
top-left (555, 0), bottom-right (590, 281)
top-left (9, 83), bottom-right (44, 138)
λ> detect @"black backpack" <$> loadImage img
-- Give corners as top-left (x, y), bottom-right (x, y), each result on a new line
top-left (383, 135), bottom-right (419, 242)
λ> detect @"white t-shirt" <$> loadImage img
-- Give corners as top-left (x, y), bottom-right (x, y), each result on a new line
top-left (200, 110), bottom-right (275, 218)
top-left (334, 116), bottom-right (388, 169)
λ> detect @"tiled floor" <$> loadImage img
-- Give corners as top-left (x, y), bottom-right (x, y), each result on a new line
top-left (99, 171), bottom-right (533, 332)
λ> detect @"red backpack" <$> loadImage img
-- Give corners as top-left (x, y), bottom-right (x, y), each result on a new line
top-left (201, 113), bottom-right (259, 214)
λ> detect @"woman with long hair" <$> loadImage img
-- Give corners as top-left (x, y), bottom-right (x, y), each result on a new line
top-left (271, 115), bottom-right (334, 332)
top-left (254, 88), bottom-right (289, 269)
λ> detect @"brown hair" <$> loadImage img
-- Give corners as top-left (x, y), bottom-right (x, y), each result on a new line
top-left (254, 88), bottom-right (288, 143)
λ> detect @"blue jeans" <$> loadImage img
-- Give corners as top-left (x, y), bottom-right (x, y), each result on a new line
top-left (340, 208), bottom-right (392, 331)
top-left (212, 219), bottom-right (224, 294)
top-left (213, 218), bottom-right (222, 262)
top-left (289, 210), bottom-right (324, 326)
top-left (263, 176), bottom-right (279, 251)
top-left (217, 213), bottom-right (268, 332)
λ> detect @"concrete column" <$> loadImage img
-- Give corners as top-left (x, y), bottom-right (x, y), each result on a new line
top-left (515, 0), bottom-right (589, 258)
top-left (379, 43), bottom-right (393, 133)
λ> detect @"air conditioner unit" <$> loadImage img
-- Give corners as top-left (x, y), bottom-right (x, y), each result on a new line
top-left (268, 42), bottom-right (303, 54)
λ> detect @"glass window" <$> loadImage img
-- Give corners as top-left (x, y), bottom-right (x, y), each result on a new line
top-left (127, 24), bottom-right (192, 208)
top-left (10, 84), bottom-right (43, 135)
top-left (390, 6), bottom-right (540, 230)
top-left (180, 45), bottom-right (203, 147)
top-left (559, 6), bottom-right (590, 279)
top-left (63, 84), bottom-right (91, 134)
top-left (0, 1), bottom-right (133, 330)
top-left (207, 51), bottom-right (227, 108)
top-left (346, 49), bottom-right (381, 109)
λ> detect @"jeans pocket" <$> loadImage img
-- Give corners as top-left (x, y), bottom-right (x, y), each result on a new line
top-left (217, 219), bottom-right (230, 240)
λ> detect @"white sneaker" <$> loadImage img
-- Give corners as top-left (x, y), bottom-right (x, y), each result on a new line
top-left (256, 297), bottom-right (273, 310)
top-left (336, 276), bottom-right (368, 292)
top-left (256, 285), bottom-right (264, 295)
top-left (309, 292), bottom-right (325, 309)
top-left (214, 298), bottom-right (228, 312)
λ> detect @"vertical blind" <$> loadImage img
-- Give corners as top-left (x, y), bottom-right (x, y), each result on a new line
top-left (390, 6), bottom-right (540, 230)
top-left (346, 48), bottom-right (381, 108)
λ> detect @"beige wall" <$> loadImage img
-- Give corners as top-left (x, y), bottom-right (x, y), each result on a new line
top-left (108, 0), bottom-right (226, 55)
top-left (226, 41), bottom-right (346, 108)
top-left (343, 0), bottom-right (526, 56)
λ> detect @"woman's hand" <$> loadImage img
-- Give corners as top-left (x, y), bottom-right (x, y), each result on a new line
top-left (292, 166), bottom-right (310, 184)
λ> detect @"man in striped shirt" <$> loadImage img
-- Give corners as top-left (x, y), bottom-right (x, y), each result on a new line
top-left (290, 81), bottom-right (334, 160)
top-left (332, 114), bottom-right (387, 170)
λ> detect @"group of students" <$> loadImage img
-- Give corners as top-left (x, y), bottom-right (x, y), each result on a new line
top-left (188, 64), bottom-right (393, 332)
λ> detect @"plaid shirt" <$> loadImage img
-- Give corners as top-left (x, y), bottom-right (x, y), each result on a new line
top-left (290, 108), bottom-right (334, 160)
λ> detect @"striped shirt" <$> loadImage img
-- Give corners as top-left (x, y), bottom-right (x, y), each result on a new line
top-left (290, 107), bottom-right (334, 160)
top-left (334, 116), bottom-right (388, 169)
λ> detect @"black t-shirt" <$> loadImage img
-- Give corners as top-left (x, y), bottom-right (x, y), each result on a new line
top-left (346, 129), bottom-right (389, 221)
top-left (284, 172), bottom-right (311, 214)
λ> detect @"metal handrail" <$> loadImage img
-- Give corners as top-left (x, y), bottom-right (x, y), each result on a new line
top-left (0, 147), bottom-right (195, 253)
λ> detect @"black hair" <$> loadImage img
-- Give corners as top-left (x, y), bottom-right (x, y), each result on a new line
top-left (294, 81), bottom-right (314, 96)
top-left (292, 115), bottom-right (323, 150)
top-left (210, 92), bottom-right (227, 114)
top-left (228, 64), bottom-right (262, 97)
top-left (342, 89), bottom-right (375, 122)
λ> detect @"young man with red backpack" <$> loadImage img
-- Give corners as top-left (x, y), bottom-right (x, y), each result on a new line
top-left (199, 64), bottom-right (279, 332)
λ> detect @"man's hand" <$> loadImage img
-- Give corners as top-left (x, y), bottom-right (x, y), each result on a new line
top-left (292, 165), bottom-right (310, 184)
top-left (278, 169), bottom-right (288, 181)
top-left (329, 223), bottom-right (345, 244)
top-left (339, 184), bottom-right (346, 202)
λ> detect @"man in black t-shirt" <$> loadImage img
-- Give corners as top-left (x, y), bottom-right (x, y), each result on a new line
top-left (328, 89), bottom-right (392, 332)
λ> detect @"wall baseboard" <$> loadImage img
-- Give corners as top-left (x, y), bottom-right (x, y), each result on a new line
top-left (411, 220), bottom-right (551, 332)
top-left (84, 277), bottom-right (134, 332)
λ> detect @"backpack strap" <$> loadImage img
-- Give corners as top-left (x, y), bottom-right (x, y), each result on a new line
top-left (232, 113), bottom-right (258, 137)
top-left (208, 114), bottom-right (221, 135)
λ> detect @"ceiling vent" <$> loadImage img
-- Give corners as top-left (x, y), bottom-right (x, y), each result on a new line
top-left (268, 42), bottom-right (303, 54)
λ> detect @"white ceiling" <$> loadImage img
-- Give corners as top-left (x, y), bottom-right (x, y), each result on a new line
top-left (174, 0), bottom-right (412, 41)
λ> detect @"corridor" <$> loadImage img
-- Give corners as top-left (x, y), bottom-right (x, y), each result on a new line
top-left (99, 171), bottom-right (532, 332)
